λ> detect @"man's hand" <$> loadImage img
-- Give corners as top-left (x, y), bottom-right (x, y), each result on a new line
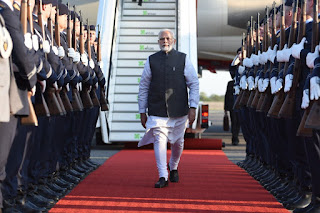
top-left (188, 108), bottom-right (196, 126)
top-left (140, 113), bottom-right (147, 129)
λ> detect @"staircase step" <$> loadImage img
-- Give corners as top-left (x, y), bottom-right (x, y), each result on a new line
top-left (113, 112), bottom-right (142, 121)
top-left (123, 2), bottom-right (175, 9)
top-left (114, 94), bottom-right (139, 103)
top-left (116, 76), bottom-right (141, 85)
top-left (109, 132), bottom-right (144, 141)
top-left (118, 52), bottom-right (152, 59)
top-left (111, 122), bottom-right (145, 131)
top-left (120, 21), bottom-right (175, 29)
top-left (114, 85), bottom-right (139, 93)
top-left (117, 59), bottom-right (146, 68)
top-left (116, 68), bottom-right (143, 76)
top-left (123, 9), bottom-right (175, 16)
top-left (113, 103), bottom-right (140, 112)
top-left (118, 43), bottom-right (159, 52)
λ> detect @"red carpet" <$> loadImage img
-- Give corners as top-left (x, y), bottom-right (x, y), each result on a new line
top-left (124, 138), bottom-right (223, 150)
top-left (50, 150), bottom-right (288, 213)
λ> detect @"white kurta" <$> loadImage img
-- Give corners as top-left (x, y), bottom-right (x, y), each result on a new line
top-left (138, 115), bottom-right (188, 147)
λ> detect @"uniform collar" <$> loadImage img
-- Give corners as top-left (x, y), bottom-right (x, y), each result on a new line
top-left (1, 0), bottom-right (14, 11)
top-left (306, 18), bottom-right (313, 24)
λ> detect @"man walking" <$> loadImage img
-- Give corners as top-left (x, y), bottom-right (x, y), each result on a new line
top-left (138, 29), bottom-right (199, 188)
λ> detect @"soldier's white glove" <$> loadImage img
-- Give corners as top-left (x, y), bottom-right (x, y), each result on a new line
top-left (39, 80), bottom-right (46, 93)
top-left (89, 59), bottom-right (95, 69)
top-left (310, 76), bottom-right (320, 100)
top-left (275, 78), bottom-right (283, 92)
top-left (306, 45), bottom-right (319, 69)
top-left (291, 37), bottom-right (306, 59)
top-left (31, 85), bottom-right (36, 96)
top-left (301, 89), bottom-right (310, 109)
top-left (42, 40), bottom-right (50, 54)
top-left (24, 33), bottom-right (33, 50)
top-left (270, 76), bottom-right (277, 94)
top-left (268, 44), bottom-right (278, 63)
top-left (277, 44), bottom-right (291, 62)
top-left (32, 35), bottom-right (39, 51)
top-left (254, 76), bottom-right (259, 89)
top-left (284, 74), bottom-right (293, 92)
top-left (52, 46), bottom-right (58, 55)
top-left (98, 61), bottom-right (103, 69)
top-left (73, 52), bottom-right (80, 63)
top-left (240, 75), bottom-right (247, 89)
top-left (238, 65), bottom-right (245, 75)
top-left (81, 53), bottom-right (88, 66)
top-left (243, 57), bottom-right (253, 68)
top-left (262, 52), bottom-right (269, 64)
top-left (53, 82), bottom-right (58, 90)
top-left (259, 51), bottom-right (268, 64)
top-left (68, 48), bottom-right (76, 58)
top-left (258, 78), bottom-right (264, 92)
top-left (251, 54), bottom-right (260, 66)
top-left (234, 85), bottom-right (240, 95)
top-left (262, 78), bottom-right (270, 92)
top-left (276, 48), bottom-right (284, 62)
top-left (247, 76), bottom-right (255, 90)
top-left (58, 46), bottom-right (65, 58)
top-left (231, 55), bottom-right (240, 66)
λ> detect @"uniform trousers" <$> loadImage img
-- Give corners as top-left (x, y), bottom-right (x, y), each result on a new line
top-left (0, 116), bottom-right (18, 208)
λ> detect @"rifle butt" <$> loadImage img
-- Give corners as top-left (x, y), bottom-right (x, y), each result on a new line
top-left (258, 87), bottom-right (273, 112)
top-left (250, 90), bottom-right (260, 109)
top-left (21, 92), bottom-right (38, 126)
top-left (297, 107), bottom-right (313, 137)
top-left (233, 90), bottom-right (243, 110)
top-left (80, 88), bottom-right (93, 109)
top-left (267, 89), bottom-right (285, 117)
top-left (34, 91), bottom-right (50, 117)
top-left (99, 88), bottom-right (109, 111)
top-left (305, 100), bottom-right (320, 129)
top-left (239, 90), bottom-right (250, 107)
top-left (256, 92), bottom-right (266, 111)
top-left (45, 88), bottom-right (63, 116)
top-left (90, 89), bottom-right (100, 107)
top-left (56, 92), bottom-right (66, 115)
top-left (246, 90), bottom-right (255, 107)
top-left (71, 88), bottom-right (83, 111)
top-left (278, 92), bottom-right (295, 119)
top-left (60, 88), bottom-right (73, 112)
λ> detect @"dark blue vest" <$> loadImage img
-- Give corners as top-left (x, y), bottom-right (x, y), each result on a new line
top-left (148, 49), bottom-right (189, 117)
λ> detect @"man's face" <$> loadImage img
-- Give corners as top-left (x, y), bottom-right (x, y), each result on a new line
top-left (306, 0), bottom-right (313, 16)
top-left (43, 4), bottom-right (52, 20)
top-left (90, 31), bottom-right (96, 44)
top-left (75, 18), bottom-right (80, 36)
top-left (83, 29), bottom-right (87, 41)
top-left (158, 31), bottom-right (175, 53)
top-left (285, 6), bottom-right (293, 27)
top-left (58, 14), bottom-right (68, 30)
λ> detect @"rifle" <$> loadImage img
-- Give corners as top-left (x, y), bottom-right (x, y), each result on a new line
top-left (247, 13), bottom-right (261, 107)
top-left (78, 12), bottom-right (93, 109)
top-left (268, 0), bottom-right (299, 117)
top-left (27, 0), bottom-right (50, 117)
top-left (67, 5), bottom-right (83, 111)
top-left (297, 0), bottom-right (319, 135)
top-left (20, 0), bottom-right (38, 126)
top-left (97, 26), bottom-right (109, 111)
top-left (37, 0), bottom-right (63, 116)
top-left (55, 5), bottom-right (72, 113)
top-left (87, 20), bottom-right (100, 107)
top-left (232, 33), bottom-right (246, 110)
top-left (279, 0), bottom-right (306, 118)
top-left (239, 17), bottom-right (254, 107)
top-left (258, 2), bottom-right (278, 112)
top-left (251, 8), bottom-right (269, 109)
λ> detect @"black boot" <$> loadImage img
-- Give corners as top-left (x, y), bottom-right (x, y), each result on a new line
top-left (154, 177), bottom-right (168, 188)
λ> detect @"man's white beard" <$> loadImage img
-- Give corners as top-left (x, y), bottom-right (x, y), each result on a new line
top-left (160, 45), bottom-right (173, 52)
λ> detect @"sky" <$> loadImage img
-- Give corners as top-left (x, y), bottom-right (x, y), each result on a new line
top-left (199, 70), bottom-right (232, 96)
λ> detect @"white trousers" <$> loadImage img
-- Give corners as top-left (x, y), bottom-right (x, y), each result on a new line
top-left (153, 127), bottom-right (184, 180)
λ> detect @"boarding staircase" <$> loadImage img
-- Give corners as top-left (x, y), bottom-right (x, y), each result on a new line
top-left (97, 0), bottom-right (197, 143)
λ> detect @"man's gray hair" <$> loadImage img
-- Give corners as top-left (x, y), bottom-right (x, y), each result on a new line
top-left (158, 29), bottom-right (175, 39)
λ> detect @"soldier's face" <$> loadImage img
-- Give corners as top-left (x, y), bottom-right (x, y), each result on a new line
top-left (58, 14), bottom-right (67, 30)
top-left (83, 30), bottom-right (87, 41)
top-left (90, 31), bottom-right (96, 44)
top-left (306, 0), bottom-right (313, 15)
top-left (158, 31), bottom-right (175, 53)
